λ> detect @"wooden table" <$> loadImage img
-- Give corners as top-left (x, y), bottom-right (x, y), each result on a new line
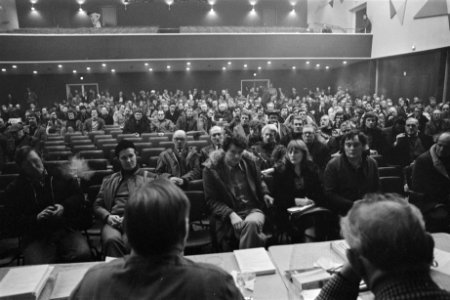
top-left (0, 251), bottom-right (288, 300)
top-left (268, 233), bottom-right (450, 299)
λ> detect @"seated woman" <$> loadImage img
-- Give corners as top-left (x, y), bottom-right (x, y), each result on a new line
top-left (271, 139), bottom-right (324, 242)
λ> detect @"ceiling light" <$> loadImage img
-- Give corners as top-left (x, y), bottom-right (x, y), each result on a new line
top-left (292, 66), bottom-right (296, 70)
top-left (58, 64), bottom-right (63, 68)
top-left (73, 70), bottom-right (77, 74)
top-left (343, 61), bottom-right (347, 65)
top-left (12, 65), bottom-right (17, 69)
top-left (227, 61), bottom-right (232, 65)
top-left (187, 62), bottom-right (191, 66)
top-left (80, 76), bottom-right (84, 80)
top-left (1, 68), bottom-right (6, 72)
top-left (111, 69), bottom-right (116, 73)
top-left (243, 64), bottom-right (248, 68)
top-left (144, 63), bottom-right (149, 66)
top-left (31, 5), bottom-right (35, 11)
top-left (186, 67), bottom-right (190, 71)
top-left (257, 66), bottom-right (262, 70)
top-left (167, 65), bottom-right (171, 70)
top-left (86, 67), bottom-right (91, 71)
top-left (306, 61), bottom-right (310, 65)
top-left (253, 73), bottom-right (257, 77)
top-left (316, 64), bottom-right (320, 68)
top-left (326, 66), bottom-right (330, 70)
top-left (149, 68), bottom-right (153, 72)
top-left (33, 70), bottom-right (38, 74)
top-left (222, 67), bottom-right (226, 71)
top-left (267, 61), bottom-right (271, 65)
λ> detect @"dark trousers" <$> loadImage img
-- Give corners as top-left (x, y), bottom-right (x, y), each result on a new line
top-left (101, 224), bottom-right (130, 258)
top-left (23, 227), bottom-right (91, 265)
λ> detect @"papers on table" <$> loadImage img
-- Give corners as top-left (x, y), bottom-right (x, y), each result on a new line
top-left (330, 240), bottom-right (349, 261)
top-left (49, 268), bottom-right (89, 300)
top-left (0, 265), bottom-right (54, 300)
top-left (233, 247), bottom-right (276, 275)
top-left (433, 248), bottom-right (450, 275)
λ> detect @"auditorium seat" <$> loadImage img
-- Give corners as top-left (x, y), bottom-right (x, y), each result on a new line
top-left (378, 166), bottom-right (402, 178)
top-left (159, 141), bottom-right (173, 149)
top-left (79, 170), bottom-right (114, 193)
top-left (44, 160), bottom-right (71, 176)
top-left (45, 145), bottom-right (69, 152)
top-left (64, 132), bottom-right (82, 143)
top-left (141, 148), bottom-right (165, 162)
top-left (184, 190), bottom-right (211, 254)
top-left (187, 179), bottom-right (203, 191)
top-left (134, 142), bottom-right (152, 154)
top-left (96, 139), bottom-right (117, 149)
top-left (73, 145), bottom-right (98, 153)
top-left (46, 151), bottom-right (73, 161)
top-left (187, 140), bottom-right (209, 149)
top-left (2, 162), bottom-right (20, 175)
top-left (379, 176), bottom-right (404, 195)
top-left (70, 135), bottom-right (91, 142)
top-left (88, 131), bottom-right (106, 140)
top-left (146, 136), bottom-right (169, 145)
top-left (47, 135), bottom-right (64, 141)
top-left (85, 159), bottom-right (109, 171)
top-left (78, 150), bottom-right (105, 159)
top-left (147, 156), bottom-right (159, 168)
top-left (0, 174), bottom-right (19, 191)
top-left (101, 144), bottom-right (118, 160)
top-left (199, 135), bottom-right (210, 141)
top-left (70, 139), bottom-right (94, 147)
top-left (93, 135), bottom-right (113, 144)
top-left (117, 134), bottom-right (138, 141)
top-left (122, 137), bottom-right (143, 144)
top-left (141, 133), bottom-right (160, 140)
top-left (44, 140), bottom-right (66, 147)
top-left (109, 130), bottom-right (123, 139)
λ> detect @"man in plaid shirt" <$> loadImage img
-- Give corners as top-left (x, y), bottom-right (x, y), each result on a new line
top-left (317, 194), bottom-right (450, 300)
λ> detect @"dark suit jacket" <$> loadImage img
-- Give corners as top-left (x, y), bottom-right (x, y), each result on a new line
top-left (393, 133), bottom-right (433, 167)
top-left (70, 254), bottom-right (242, 300)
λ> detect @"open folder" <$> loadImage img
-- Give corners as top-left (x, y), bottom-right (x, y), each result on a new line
top-left (233, 247), bottom-right (276, 275)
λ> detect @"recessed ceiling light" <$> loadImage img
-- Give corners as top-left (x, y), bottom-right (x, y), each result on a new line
top-left (58, 64), bottom-right (63, 68)
top-left (186, 67), bottom-right (190, 71)
top-left (31, 6), bottom-right (35, 11)
top-left (167, 65), bottom-right (171, 70)
top-left (326, 66), bottom-right (330, 70)
top-left (253, 73), bottom-right (257, 77)
top-left (187, 62), bottom-right (191, 66)
top-left (316, 64), bottom-right (320, 67)
top-left (1, 68), bottom-right (6, 72)
top-left (73, 70), bottom-right (77, 74)
top-left (243, 64), bottom-right (248, 68)
top-left (267, 61), bottom-right (271, 65)
top-left (80, 76), bottom-right (84, 80)
top-left (111, 69), bottom-right (116, 73)
top-left (33, 70), bottom-right (38, 74)
top-left (102, 63), bottom-right (107, 67)
top-left (227, 61), bottom-right (232, 65)
top-left (12, 65), bottom-right (17, 69)
top-left (343, 61), bottom-right (347, 65)
top-left (222, 67), bottom-right (226, 71)
top-left (306, 61), bottom-right (310, 65)
top-left (292, 66), bottom-right (296, 70)
top-left (86, 67), bottom-right (91, 71)
top-left (258, 66), bottom-right (262, 70)
top-left (149, 68), bottom-right (153, 72)
top-left (144, 63), bottom-right (149, 66)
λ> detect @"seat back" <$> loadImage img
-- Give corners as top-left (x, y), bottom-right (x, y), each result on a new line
top-left (0, 174), bottom-right (19, 190)
top-left (184, 191), bottom-right (208, 222)
top-left (78, 150), bottom-right (105, 159)
top-left (379, 176), bottom-right (404, 194)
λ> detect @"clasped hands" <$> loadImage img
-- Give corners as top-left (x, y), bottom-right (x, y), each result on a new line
top-left (37, 204), bottom-right (64, 221)
top-left (106, 214), bottom-right (124, 229)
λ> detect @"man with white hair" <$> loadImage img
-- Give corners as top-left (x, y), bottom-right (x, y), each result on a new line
top-left (200, 126), bottom-right (224, 164)
top-left (317, 194), bottom-right (450, 300)
top-left (255, 123), bottom-right (278, 169)
top-left (156, 130), bottom-right (201, 188)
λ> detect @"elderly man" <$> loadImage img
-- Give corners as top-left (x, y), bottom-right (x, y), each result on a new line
top-left (324, 130), bottom-right (379, 216)
top-left (412, 132), bottom-right (450, 232)
top-left (200, 126), bottom-right (224, 164)
top-left (203, 135), bottom-right (273, 250)
top-left (392, 117), bottom-right (433, 167)
top-left (156, 130), bottom-right (201, 188)
top-left (94, 140), bottom-right (163, 257)
top-left (4, 146), bottom-right (90, 264)
top-left (254, 124), bottom-right (278, 170)
top-left (71, 179), bottom-right (241, 300)
top-left (176, 107), bottom-right (198, 132)
top-left (317, 194), bottom-right (450, 300)
top-left (83, 109), bottom-right (105, 133)
top-left (122, 109), bottom-right (150, 135)
top-left (151, 109), bottom-right (176, 133)
top-left (302, 124), bottom-right (330, 174)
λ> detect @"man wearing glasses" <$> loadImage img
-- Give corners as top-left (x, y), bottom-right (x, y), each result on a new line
top-left (151, 109), bottom-right (175, 133)
top-left (302, 124), bottom-right (330, 175)
top-left (392, 117), bottom-right (433, 167)
top-left (156, 130), bottom-right (201, 188)
top-left (324, 130), bottom-right (379, 216)
top-left (200, 126), bottom-right (224, 165)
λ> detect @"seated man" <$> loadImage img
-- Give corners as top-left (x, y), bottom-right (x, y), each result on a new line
top-left (94, 140), bottom-right (163, 257)
top-left (203, 135), bottom-right (273, 250)
top-left (323, 130), bottom-right (379, 216)
top-left (151, 109), bottom-right (176, 133)
top-left (317, 194), bottom-right (450, 300)
top-left (4, 146), bottom-right (90, 264)
top-left (302, 124), bottom-right (330, 175)
top-left (156, 130), bottom-right (201, 188)
top-left (412, 132), bottom-right (450, 231)
top-left (176, 107), bottom-right (198, 132)
top-left (200, 126), bottom-right (224, 165)
top-left (122, 109), bottom-right (151, 135)
top-left (83, 109), bottom-right (105, 133)
top-left (71, 179), bottom-right (241, 300)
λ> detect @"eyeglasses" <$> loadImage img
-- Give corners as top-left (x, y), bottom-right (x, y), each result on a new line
top-left (302, 132), bottom-right (314, 135)
top-left (211, 133), bottom-right (222, 137)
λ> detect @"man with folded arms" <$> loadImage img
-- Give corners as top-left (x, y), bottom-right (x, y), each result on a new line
top-left (317, 194), bottom-right (450, 300)
top-left (71, 179), bottom-right (242, 300)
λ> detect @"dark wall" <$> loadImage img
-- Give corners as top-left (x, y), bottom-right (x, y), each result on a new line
top-left (377, 48), bottom-right (446, 102)
top-left (16, 0), bottom-right (307, 28)
top-left (330, 60), bottom-right (375, 98)
top-left (0, 69), bottom-right (332, 106)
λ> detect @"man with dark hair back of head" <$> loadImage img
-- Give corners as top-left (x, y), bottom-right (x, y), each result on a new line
top-left (71, 179), bottom-right (242, 300)
top-left (203, 134), bottom-right (273, 250)
top-left (93, 140), bottom-right (166, 257)
top-left (317, 193), bottom-right (450, 300)
top-left (4, 146), bottom-right (90, 264)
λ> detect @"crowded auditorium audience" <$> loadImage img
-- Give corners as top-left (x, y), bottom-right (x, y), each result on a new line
top-left (1, 84), bottom-right (450, 297)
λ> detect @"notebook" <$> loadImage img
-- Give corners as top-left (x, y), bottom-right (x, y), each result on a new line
top-left (0, 265), bottom-right (54, 300)
top-left (49, 268), bottom-right (89, 300)
top-left (233, 247), bottom-right (276, 276)
top-left (330, 240), bottom-right (350, 261)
